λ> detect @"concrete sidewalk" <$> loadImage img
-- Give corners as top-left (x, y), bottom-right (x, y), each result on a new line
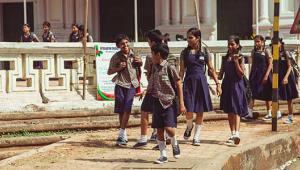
top-left (1, 116), bottom-right (300, 170)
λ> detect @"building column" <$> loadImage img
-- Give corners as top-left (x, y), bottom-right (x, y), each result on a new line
top-left (64, 0), bottom-right (75, 28)
top-left (75, 0), bottom-right (84, 25)
top-left (171, 0), bottom-right (180, 25)
top-left (258, 0), bottom-right (271, 25)
top-left (161, 0), bottom-right (170, 25)
top-left (200, 0), bottom-right (212, 24)
top-left (88, 0), bottom-right (93, 33)
top-left (92, 0), bottom-right (100, 42)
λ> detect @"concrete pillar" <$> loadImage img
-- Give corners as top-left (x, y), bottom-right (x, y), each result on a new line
top-left (259, 0), bottom-right (271, 25)
top-left (161, 0), bottom-right (170, 25)
top-left (92, 0), bottom-right (100, 41)
top-left (75, 0), bottom-right (84, 25)
top-left (200, 0), bottom-right (212, 24)
top-left (64, 0), bottom-right (75, 27)
top-left (171, 0), bottom-right (180, 25)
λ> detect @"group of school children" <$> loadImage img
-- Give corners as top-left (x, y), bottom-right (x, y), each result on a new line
top-left (20, 22), bottom-right (93, 42)
top-left (107, 27), bottom-right (298, 164)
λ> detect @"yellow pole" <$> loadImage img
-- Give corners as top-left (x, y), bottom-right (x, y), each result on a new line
top-left (272, 0), bottom-right (280, 131)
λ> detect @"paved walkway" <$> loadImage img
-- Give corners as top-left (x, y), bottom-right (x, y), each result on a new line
top-left (1, 115), bottom-right (300, 170)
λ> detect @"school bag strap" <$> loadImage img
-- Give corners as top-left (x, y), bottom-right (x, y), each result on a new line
top-left (167, 63), bottom-right (181, 116)
top-left (166, 64), bottom-right (178, 96)
top-left (181, 46), bottom-right (209, 74)
top-left (218, 55), bottom-right (227, 80)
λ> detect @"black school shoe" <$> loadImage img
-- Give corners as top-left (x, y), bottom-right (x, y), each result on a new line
top-left (183, 125), bottom-right (194, 140)
top-left (116, 137), bottom-right (127, 146)
top-left (133, 142), bottom-right (147, 148)
top-left (172, 144), bottom-right (181, 159)
top-left (155, 156), bottom-right (168, 164)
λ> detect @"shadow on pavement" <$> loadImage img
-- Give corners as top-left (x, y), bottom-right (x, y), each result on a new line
top-left (75, 158), bottom-right (154, 164)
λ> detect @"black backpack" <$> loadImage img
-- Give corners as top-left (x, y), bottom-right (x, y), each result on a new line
top-left (166, 64), bottom-right (180, 116)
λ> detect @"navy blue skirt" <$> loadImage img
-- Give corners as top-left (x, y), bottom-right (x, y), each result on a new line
top-left (278, 73), bottom-right (299, 101)
top-left (183, 75), bottom-right (213, 113)
top-left (249, 69), bottom-right (272, 101)
top-left (220, 78), bottom-right (248, 117)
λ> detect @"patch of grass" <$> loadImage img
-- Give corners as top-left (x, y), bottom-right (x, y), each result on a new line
top-left (0, 129), bottom-right (78, 138)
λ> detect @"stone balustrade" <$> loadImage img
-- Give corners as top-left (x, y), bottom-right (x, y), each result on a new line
top-left (0, 40), bottom-right (298, 95)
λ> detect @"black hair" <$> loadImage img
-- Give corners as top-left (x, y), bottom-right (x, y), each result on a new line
top-left (187, 27), bottom-right (201, 48)
top-left (78, 25), bottom-right (85, 31)
top-left (72, 24), bottom-right (79, 28)
top-left (23, 24), bottom-right (30, 28)
top-left (78, 25), bottom-right (89, 33)
top-left (279, 38), bottom-right (285, 52)
top-left (115, 34), bottom-right (130, 46)
top-left (151, 43), bottom-right (169, 60)
top-left (146, 29), bottom-right (163, 44)
top-left (226, 35), bottom-right (242, 56)
top-left (181, 28), bottom-right (203, 58)
top-left (43, 21), bottom-right (51, 28)
top-left (254, 35), bottom-right (265, 51)
top-left (163, 33), bottom-right (170, 44)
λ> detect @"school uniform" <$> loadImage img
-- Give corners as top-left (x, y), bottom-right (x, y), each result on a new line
top-left (147, 60), bottom-right (180, 128)
top-left (108, 50), bottom-right (141, 114)
top-left (249, 49), bottom-right (272, 101)
top-left (220, 55), bottom-right (248, 117)
top-left (278, 51), bottom-right (299, 100)
top-left (20, 32), bottom-right (39, 42)
top-left (181, 49), bottom-right (213, 113)
top-left (69, 32), bottom-right (80, 42)
top-left (79, 33), bottom-right (94, 42)
top-left (141, 55), bottom-right (155, 112)
top-left (141, 54), bottom-right (177, 113)
top-left (42, 31), bottom-right (56, 42)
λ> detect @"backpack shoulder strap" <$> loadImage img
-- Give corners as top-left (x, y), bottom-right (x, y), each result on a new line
top-left (201, 46), bottom-right (209, 63)
top-left (167, 64), bottom-right (177, 95)
top-left (180, 47), bottom-right (189, 68)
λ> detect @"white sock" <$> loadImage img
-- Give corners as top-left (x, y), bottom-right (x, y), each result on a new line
top-left (186, 119), bottom-right (193, 130)
top-left (277, 110), bottom-right (282, 117)
top-left (248, 108), bottom-right (253, 117)
top-left (164, 131), bottom-right (170, 139)
top-left (288, 114), bottom-right (294, 119)
top-left (194, 124), bottom-right (202, 141)
top-left (119, 128), bottom-right (125, 138)
top-left (231, 131), bottom-right (236, 136)
top-left (235, 131), bottom-right (240, 137)
top-left (139, 135), bottom-right (147, 143)
top-left (267, 110), bottom-right (272, 116)
top-left (169, 136), bottom-right (178, 146)
top-left (157, 140), bottom-right (167, 157)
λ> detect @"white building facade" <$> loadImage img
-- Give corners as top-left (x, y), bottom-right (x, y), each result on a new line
top-left (0, 0), bottom-right (299, 42)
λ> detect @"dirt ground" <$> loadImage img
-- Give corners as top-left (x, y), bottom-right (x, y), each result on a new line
top-left (1, 115), bottom-right (299, 170)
